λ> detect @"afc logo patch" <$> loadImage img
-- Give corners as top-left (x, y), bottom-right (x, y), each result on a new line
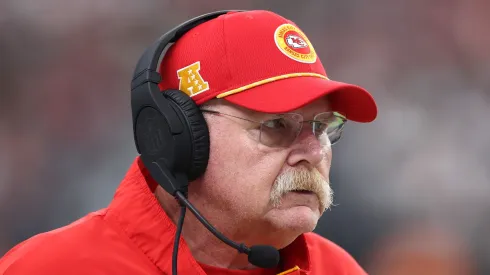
top-left (176, 61), bottom-right (210, 96)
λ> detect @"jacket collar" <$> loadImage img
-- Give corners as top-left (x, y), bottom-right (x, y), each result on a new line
top-left (105, 157), bottom-right (311, 274)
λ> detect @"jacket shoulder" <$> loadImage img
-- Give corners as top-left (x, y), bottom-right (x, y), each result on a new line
top-left (0, 210), bottom-right (126, 274)
top-left (303, 232), bottom-right (367, 275)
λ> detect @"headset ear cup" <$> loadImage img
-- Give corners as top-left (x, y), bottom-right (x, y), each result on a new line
top-left (163, 90), bottom-right (210, 180)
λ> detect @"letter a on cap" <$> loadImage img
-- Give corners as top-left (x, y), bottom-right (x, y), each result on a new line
top-left (177, 61), bottom-right (210, 96)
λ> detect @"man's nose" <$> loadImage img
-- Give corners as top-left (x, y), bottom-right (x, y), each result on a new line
top-left (286, 129), bottom-right (330, 168)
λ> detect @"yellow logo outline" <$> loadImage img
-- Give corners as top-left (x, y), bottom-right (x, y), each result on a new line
top-left (274, 23), bottom-right (317, 64)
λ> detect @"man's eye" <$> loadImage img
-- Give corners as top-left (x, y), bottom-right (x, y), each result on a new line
top-left (313, 122), bottom-right (328, 134)
top-left (263, 118), bottom-right (287, 129)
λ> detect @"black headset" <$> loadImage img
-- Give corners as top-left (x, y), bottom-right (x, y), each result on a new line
top-left (130, 10), bottom-right (244, 197)
top-left (130, 11), bottom-right (281, 274)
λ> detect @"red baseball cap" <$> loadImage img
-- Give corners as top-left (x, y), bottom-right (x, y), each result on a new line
top-left (159, 10), bottom-right (377, 123)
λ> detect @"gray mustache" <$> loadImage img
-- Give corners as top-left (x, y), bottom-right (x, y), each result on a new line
top-left (270, 168), bottom-right (333, 213)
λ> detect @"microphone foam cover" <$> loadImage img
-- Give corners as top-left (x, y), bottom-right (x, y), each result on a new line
top-left (248, 245), bottom-right (280, 268)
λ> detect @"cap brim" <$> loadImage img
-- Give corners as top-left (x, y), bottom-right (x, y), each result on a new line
top-left (222, 76), bottom-right (377, 123)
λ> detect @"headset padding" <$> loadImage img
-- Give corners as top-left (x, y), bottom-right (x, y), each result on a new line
top-left (164, 90), bottom-right (210, 180)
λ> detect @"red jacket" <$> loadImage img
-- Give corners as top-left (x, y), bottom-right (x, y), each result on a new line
top-left (0, 157), bottom-right (367, 275)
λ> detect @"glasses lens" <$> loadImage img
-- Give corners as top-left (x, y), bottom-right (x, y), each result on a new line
top-left (258, 112), bottom-right (346, 147)
top-left (314, 112), bottom-right (346, 145)
top-left (259, 114), bottom-right (302, 147)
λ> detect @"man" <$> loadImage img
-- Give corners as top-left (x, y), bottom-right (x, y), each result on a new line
top-left (0, 10), bottom-right (377, 274)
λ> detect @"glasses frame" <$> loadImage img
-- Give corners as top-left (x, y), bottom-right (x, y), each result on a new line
top-left (200, 108), bottom-right (347, 147)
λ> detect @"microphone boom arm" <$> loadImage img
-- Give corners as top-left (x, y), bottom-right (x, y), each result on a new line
top-left (174, 191), bottom-right (250, 254)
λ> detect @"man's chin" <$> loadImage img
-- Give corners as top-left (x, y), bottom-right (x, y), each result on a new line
top-left (275, 191), bottom-right (323, 215)
top-left (267, 206), bottom-right (321, 233)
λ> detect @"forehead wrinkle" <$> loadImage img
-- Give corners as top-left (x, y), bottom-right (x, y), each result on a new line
top-left (291, 98), bottom-right (332, 120)
top-left (201, 96), bottom-right (333, 122)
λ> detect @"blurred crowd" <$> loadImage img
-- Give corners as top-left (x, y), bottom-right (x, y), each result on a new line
top-left (1, 0), bottom-right (489, 274)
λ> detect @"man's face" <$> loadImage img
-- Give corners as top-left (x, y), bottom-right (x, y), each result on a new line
top-left (191, 98), bottom-right (334, 243)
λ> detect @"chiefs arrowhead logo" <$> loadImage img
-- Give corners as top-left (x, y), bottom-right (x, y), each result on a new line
top-left (286, 34), bottom-right (308, 49)
top-left (274, 23), bottom-right (317, 64)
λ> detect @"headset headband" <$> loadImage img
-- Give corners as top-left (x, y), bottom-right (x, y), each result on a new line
top-left (130, 10), bottom-right (243, 92)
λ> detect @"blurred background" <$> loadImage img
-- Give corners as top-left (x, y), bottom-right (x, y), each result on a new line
top-left (1, 0), bottom-right (489, 274)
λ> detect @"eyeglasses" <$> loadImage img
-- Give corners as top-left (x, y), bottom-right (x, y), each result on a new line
top-left (200, 109), bottom-right (347, 148)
